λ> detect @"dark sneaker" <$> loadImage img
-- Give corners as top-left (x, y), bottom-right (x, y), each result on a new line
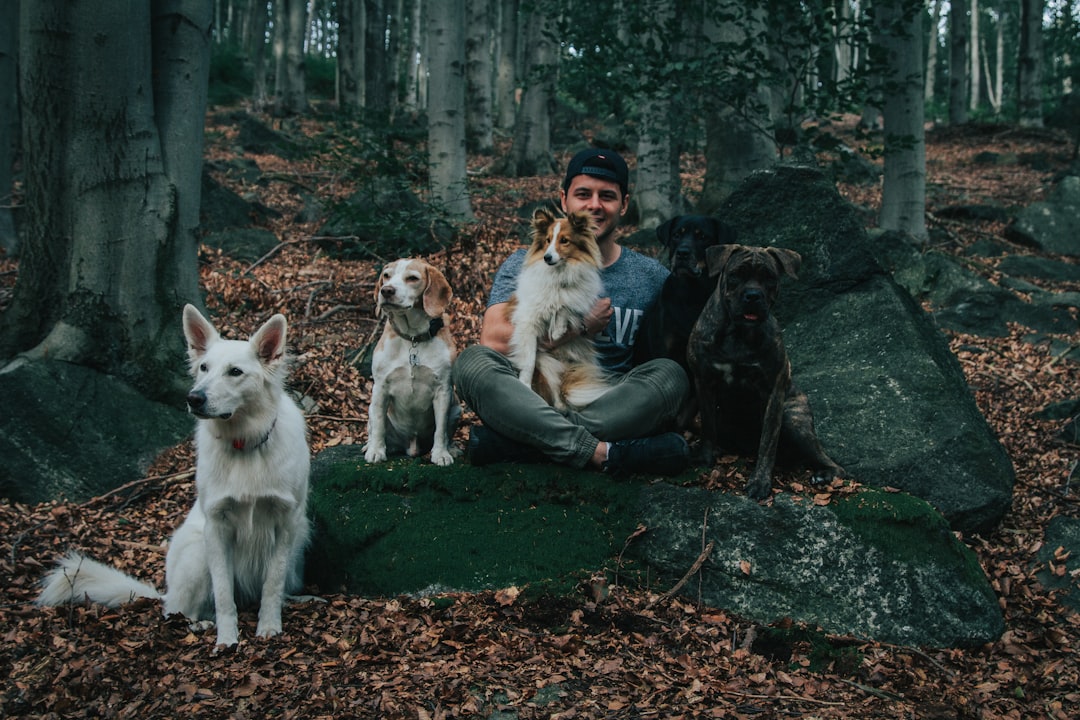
top-left (467, 424), bottom-right (546, 466)
top-left (603, 432), bottom-right (690, 477)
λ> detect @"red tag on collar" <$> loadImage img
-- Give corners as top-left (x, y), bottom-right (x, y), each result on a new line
top-left (232, 438), bottom-right (246, 450)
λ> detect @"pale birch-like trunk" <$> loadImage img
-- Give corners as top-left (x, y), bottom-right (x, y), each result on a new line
top-left (427, 0), bottom-right (475, 220)
top-left (635, 0), bottom-right (677, 229)
top-left (969, 0), bottom-right (981, 111)
top-left (876, 0), bottom-right (928, 244)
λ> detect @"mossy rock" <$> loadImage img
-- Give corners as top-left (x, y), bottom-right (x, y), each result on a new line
top-left (305, 446), bottom-right (650, 597)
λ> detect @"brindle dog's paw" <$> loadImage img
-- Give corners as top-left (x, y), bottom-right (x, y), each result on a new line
top-left (745, 473), bottom-right (772, 501)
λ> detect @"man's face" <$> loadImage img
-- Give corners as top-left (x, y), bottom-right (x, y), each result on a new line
top-left (560, 175), bottom-right (628, 242)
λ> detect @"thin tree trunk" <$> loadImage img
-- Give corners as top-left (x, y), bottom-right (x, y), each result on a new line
top-left (0, 0), bottom-right (17, 255)
top-left (279, 0), bottom-right (309, 114)
top-left (465, 0), bottom-right (495, 154)
top-left (876, 0), bottom-right (928, 244)
top-left (969, 0), bottom-right (980, 112)
top-left (698, 1), bottom-right (777, 212)
top-left (427, 0), bottom-right (474, 219)
top-left (925, 0), bottom-right (941, 104)
top-left (635, 0), bottom-right (677, 229)
top-left (364, 0), bottom-right (390, 122)
top-left (949, 0), bottom-right (970, 124)
top-left (506, 7), bottom-right (555, 177)
top-left (248, 0), bottom-right (270, 110)
top-left (404, 0), bottom-right (423, 112)
top-left (337, 0), bottom-right (364, 111)
top-left (1017, 0), bottom-right (1044, 127)
top-left (494, 0), bottom-right (519, 134)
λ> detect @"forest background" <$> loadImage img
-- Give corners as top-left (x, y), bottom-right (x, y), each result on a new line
top-left (1, 1), bottom-right (1080, 718)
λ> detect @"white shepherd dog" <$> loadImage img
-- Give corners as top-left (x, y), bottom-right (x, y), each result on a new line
top-left (37, 305), bottom-right (311, 647)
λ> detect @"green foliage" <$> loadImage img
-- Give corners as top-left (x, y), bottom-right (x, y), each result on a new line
top-left (207, 43), bottom-right (251, 108)
top-left (306, 54), bottom-right (337, 100)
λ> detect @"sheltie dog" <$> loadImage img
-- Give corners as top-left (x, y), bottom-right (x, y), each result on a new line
top-left (506, 207), bottom-right (612, 410)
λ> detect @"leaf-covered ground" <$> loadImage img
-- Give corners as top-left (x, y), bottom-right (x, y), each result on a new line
top-left (1, 115), bottom-right (1079, 719)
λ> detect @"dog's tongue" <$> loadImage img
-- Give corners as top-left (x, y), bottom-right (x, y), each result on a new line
top-left (743, 313), bottom-right (760, 322)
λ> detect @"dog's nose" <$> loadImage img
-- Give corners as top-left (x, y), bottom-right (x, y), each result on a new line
top-left (742, 288), bottom-right (765, 304)
top-left (187, 390), bottom-right (206, 410)
top-left (381, 286), bottom-right (396, 299)
top-left (544, 253), bottom-right (560, 265)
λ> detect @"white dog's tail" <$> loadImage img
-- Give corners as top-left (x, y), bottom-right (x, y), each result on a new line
top-left (36, 552), bottom-right (161, 608)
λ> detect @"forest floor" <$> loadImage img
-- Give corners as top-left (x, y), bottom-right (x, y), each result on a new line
top-left (1, 115), bottom-right (1079, 719)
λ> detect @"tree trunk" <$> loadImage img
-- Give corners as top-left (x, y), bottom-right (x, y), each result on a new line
top-left (5, 0), bottom-right (211, 398)
top-left (427, 0), bottom-right (474, 220)
top-left (279, 0), bottom-right (309, 115)
top-left (969, 0), bottom-right (980, 112)
top-left (949, 0), bottom-right (970, 124)
top-left (1017, 0), bottom-right (1044, 127)
top-left (0, 0), bottom-right (17, 255)
top-left (925, 0), bottom-right (942, 104)
top-left (875, 0), bottom-right (928, 244)
top-left (506, 8), bottom-right (556, 177)
top-left (247, 0), bottom-right (271, 110)
top-left (494, 0), bottom-right (519, 134)
top-left (365, 0), bottom-right (390, 122)
top-left (465, 0), bottom-right (495, 154)
top-left (698, 1), bottom-right (777, 213)
top-left (402, 0), bottom-right (424, 113)
top-left (635, 0), bottom-right (677, 229)
top-left (338, 0), bottom-right (365, 111)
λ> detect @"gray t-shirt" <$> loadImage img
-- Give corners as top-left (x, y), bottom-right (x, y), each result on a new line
top-left (488, 246), bottom-right (669, 373)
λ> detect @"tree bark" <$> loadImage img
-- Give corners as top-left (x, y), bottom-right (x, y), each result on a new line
top-left (338, 0), bottom-right (365, 111)
top-left (494, 0), bottom-right (519, 133)
top-left (698, 1), bottom-right (777, 213)
top-left (465, 0), bottom-right (495, 154)
top-left (364, 0), bottom-right (390, 121)
top-left (279, 0), bottom-right (309, 115)
top-left (506, 7), bottom-right (556, 178)
top-left (635, 0), bottom-right (677, 229)
top-left (247, 0), bottom-right (271, 110)
top-left (875, 0), bottom-right (928, 244)
top-left (5, 0), bottom-right (211, 398)
top-left (1017, 0), bottom-right (1044, 127)
top-left (969, 0), bottom-right (980, 111)
top-left (925, 0), bottom-right (942, 104)
top-left (949, 0), bottom-right (970, 124)
top-left (0, 0), bottom-right (17, 255)
top-left (427, 0), bottom-right (475, 220)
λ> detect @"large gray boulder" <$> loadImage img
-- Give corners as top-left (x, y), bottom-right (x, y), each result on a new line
top-left (306, 449), bottom-right (1004, 648)
top-left (0, 359), bottom-right (192, 504)
top-left (635, 483), bottom-right (1003, 647)
top-left (718, 166), bottom-right (1014, 534)
top-left (1006, 175), bottom-right (1080, 256)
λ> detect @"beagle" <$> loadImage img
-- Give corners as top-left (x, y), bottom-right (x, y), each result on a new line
top-left (365, 258), bottom-right (461, 466)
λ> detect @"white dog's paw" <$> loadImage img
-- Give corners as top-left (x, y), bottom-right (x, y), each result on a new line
top-left (255, 621), bottom-right (282, 638)
top-left (364, 445), bottom-right (388, 463)
top-left (215, 626), bottom-right (239, 647)
top-left (188, 619), bottom-right (216, 633)
top-left (431, 448), bottom-right (454, 466)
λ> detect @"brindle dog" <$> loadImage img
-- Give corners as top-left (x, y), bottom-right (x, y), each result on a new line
top-left (686, 244), bottom-right (844, 500)
top-left (634, 215), bottom-right (737, 371)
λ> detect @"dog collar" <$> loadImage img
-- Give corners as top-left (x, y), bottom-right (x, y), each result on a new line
top-left (391, 316), bottom-right (444, 343)
top-left (231, 417), bottom-right (277, 451)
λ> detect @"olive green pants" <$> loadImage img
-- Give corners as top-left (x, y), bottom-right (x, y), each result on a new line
top-left (452, 345), bottom-right (689, 468)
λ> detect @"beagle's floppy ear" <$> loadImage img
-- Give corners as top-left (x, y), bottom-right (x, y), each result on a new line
top-left (705, 244), bottom-right (741, 278)
top-left (373, 261), bottom-right (395, 317)
top-left (421, 264), bottom-right (453, 318)
top-left (767, 247), bottom-right (802, 280)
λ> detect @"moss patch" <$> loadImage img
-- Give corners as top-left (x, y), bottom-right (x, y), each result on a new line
top-left (306, 447), bottom-right (647, 597)
top-left (830, 488), bottom-right (989, 588)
